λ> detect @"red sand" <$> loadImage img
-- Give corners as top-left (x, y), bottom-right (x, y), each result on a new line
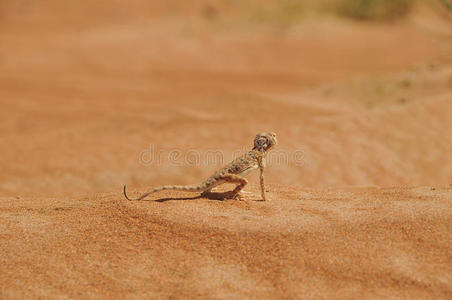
top-left (0, 1), bottom-right (451, 298)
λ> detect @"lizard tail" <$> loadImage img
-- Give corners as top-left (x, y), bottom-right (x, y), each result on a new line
top-left (123, 185), bottom-right (136, 201)
top-left (123, 184), bottom-right (208, 201)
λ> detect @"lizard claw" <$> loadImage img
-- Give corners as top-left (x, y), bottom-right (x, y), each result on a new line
top-left (233, 193), bottom-right (244, 201)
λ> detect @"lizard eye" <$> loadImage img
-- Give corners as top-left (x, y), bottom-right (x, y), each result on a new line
top-left (254, 135), bottom-right (269, 150)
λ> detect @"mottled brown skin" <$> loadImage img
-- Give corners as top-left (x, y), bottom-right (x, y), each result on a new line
top-left (124, 132), bottom-right (277, 201)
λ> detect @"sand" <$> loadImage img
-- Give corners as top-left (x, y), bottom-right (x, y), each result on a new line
top-left (0, 1), bottom-right (451, 298)
top-left (1, 186), bottom-right (451, 298)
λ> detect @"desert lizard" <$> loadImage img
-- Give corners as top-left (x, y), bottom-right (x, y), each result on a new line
top-left (123, 132), bottom-right (277, 201)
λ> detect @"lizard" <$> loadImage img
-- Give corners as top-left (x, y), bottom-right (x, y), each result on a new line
top-left (123, 132), bottom-right (277, 201)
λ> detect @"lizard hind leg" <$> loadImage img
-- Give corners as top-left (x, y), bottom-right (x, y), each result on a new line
top-left (199, 178), bottom-right (224, 197)
top-left (217, 174), bottom-right (248, 200)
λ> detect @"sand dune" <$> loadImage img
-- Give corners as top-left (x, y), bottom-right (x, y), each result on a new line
top-left (1, 185), bottom-right (451, 298)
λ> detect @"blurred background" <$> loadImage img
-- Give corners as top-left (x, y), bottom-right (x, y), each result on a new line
top-left (1, 0), bottom-right (451, 196)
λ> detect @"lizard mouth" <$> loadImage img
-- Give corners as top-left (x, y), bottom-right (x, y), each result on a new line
top-left (265, 132), bottom-right (277, 150)
top-left (268, 132), bottom-right (277, 148)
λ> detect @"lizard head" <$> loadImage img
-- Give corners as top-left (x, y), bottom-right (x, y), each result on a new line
top-left (253, 132), bottom-right (277, 152)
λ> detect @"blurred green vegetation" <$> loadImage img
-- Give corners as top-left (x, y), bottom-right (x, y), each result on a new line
top-left (440, 0), bottom-right (452, 12)
top-left (202, 0), bottom-right (452, 30)
top-left (240, 0), bottom-right (307, 26)
top-left (334, 0), bottom-right (414, 20)
top-left (231, 0), bottom-right (417, 26)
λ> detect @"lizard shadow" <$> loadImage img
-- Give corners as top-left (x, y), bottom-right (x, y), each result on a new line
top-left (144, 191), bottom-right (236, 203)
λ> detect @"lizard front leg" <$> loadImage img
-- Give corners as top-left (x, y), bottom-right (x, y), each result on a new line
top-left (258, 156), bottom-right (266, 201)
